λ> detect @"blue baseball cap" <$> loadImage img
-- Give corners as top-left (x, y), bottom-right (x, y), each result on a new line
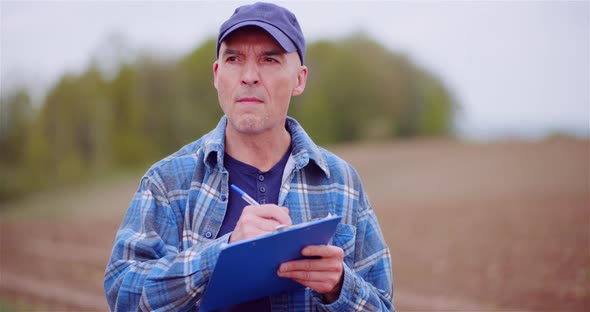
top-left (216, 2), bottom-right (306, 64)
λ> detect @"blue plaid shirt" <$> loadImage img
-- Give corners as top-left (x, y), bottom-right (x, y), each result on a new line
top-left (104, 116), bottom-right (394, 311)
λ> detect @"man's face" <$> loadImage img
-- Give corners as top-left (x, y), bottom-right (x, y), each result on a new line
top-left (214, 27), bottom-right (307, 136)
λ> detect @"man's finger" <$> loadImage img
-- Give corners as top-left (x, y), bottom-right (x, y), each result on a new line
top-left (245, 204), bottom-right (292, 226)
top-left (301, 245), bottom-right (344, 258)
top-left (278, 259), bottom-right (339, 273)
top-left (278, 270), bottom-right (339, 284)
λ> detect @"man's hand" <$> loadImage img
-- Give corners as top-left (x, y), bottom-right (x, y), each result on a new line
top-left (229, 205), bottom-right (291, 243)
top-left (277, 245), bottom-right (345, 303)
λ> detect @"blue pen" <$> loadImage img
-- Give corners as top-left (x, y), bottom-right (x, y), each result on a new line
top-left (230, 184), bottom-right (260, 206)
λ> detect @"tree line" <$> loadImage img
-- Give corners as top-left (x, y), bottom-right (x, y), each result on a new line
top-left (0, 33), bottom-right (457, 201)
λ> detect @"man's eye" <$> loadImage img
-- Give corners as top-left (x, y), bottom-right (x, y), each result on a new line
top-left (264, 57), bottom-right (278, 63)
top-left (226, 56), bottom-right (239, 62)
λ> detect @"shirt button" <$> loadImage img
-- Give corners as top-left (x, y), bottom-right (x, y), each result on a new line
top-left (220, 194), bottom-right (227, 202)
top-left (205, 231), bottom-right (212, 239)
top-left (259, 186), bottom-right (266, 193)
top-left (258, 174), bottom-right (265, 182)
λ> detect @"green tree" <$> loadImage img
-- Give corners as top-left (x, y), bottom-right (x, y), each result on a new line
top-left (25, 67), bottom-right (110, 186)
top-left (291, 33), bottom-right (456, 144)
top-left (2, 33), bottom-right (457, 202)
top-left (0, 89), bottom-right (34, 200)
top-left (0, 89), bottom-right (33, 163)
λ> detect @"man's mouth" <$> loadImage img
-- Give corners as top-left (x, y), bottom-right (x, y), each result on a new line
top-left (238, 96), bottom-right (262, 103)
top-left (237, 97), bottom-right (263, 104)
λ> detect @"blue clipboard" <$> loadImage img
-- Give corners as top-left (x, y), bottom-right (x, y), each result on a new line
top-left (200, 215), bottom-right (341, 311)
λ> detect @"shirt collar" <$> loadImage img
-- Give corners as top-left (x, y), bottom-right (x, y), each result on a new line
top-left (201, 116), bottom-right (227, 170)
top-left (201, 116), bottom-right (329, 177)
top-left (286, 117), bottom-right (330, 178)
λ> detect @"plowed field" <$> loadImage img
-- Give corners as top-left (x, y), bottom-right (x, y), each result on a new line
top-left (1, 138), bottom-right (588, 311)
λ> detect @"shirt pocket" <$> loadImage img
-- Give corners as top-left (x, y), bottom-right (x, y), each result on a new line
top-left (331, 223), bottom-right (356, 267)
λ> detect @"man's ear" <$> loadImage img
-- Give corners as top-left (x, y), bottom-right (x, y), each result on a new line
top-left (292, 65), bottom-right (308, 96)
top-left (213, 61), bottom-right (219, 89)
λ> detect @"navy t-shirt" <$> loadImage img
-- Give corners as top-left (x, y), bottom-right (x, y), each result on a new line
top-left (217, 145), bottom-right (292, 312)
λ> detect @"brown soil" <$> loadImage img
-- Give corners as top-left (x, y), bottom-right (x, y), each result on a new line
top-left (1, 138), bottom-right (588, 311)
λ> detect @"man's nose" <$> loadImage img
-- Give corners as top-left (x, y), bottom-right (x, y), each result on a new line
top-left (241, 61), bottom-right (260, 85)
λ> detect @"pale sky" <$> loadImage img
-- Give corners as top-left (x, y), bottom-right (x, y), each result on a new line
top-left (1, 0), bottom-right (589, 139)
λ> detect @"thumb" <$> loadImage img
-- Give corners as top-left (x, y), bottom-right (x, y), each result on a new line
top-left (281, 207), bottom-right (290, 215)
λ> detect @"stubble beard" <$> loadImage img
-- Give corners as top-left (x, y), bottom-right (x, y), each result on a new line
top-left (229, 112), bottom-right (269, 136)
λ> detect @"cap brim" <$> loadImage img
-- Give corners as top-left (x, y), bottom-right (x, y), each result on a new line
top-left (218, 21), bottom-right (297, 54)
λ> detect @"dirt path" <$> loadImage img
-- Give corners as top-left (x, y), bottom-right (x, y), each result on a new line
top-left (1, 138), bottom-right (588, 311)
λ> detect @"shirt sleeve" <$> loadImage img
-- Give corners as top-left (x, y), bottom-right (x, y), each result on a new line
top-left (104, 175), bottom-right (228, 312)
top-left (312, 192), bottom-right (395, 311)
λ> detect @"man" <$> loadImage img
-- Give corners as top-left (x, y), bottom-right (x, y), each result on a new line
top-left (104, 2), bottom-right (393, 311)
